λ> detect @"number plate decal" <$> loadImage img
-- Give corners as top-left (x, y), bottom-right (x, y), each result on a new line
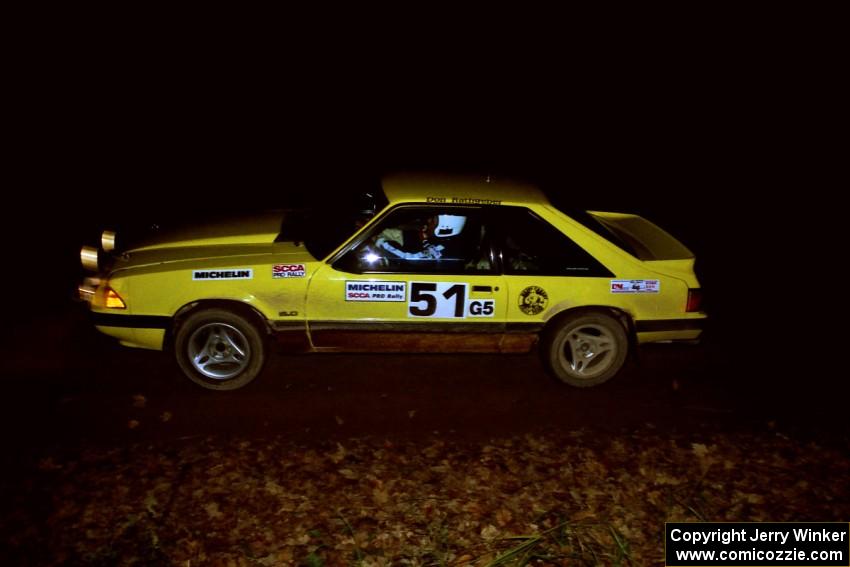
top-left (408, 282), bottom-right (467, 318)
top-left (408, 282), bottom-right (495, 318)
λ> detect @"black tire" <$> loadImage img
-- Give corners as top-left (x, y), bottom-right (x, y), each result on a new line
top-left (174, 308), bottom-right (267, 391)
top-left (543, 311), bottom-right (628, 387)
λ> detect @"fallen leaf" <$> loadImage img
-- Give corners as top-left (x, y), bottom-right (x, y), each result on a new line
top-left (329, 443), bottom-right (346, 464)
top-left (495, 508), bottom-right (513, 526)
top-left (204, 502), bottom-right (223, 519)
top-left (691, 443), bottom-right (709, 460)
top-left (127, 420), bottom-right (140, 429)
top-left (338, 468), bottom-right (357, 480)
top-left (160, 411), bottom-right (173, 423)
top-left (144, 493), bottom-right (158, 515)
top-left (132, 394), bottom-right (146, 408)
top-left (571, 509), bottom-right (597, 521)
top-left (746, 493), bottom-right (764, 504)
top-left (372, 486), bottom-right (390, 506)
top-left (480, 525), bottom-right (500, 541)
top-left (335, 415), bottom-right (344, 425)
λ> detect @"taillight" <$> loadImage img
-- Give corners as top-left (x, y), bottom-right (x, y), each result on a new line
top-left (686, 289), bottom-right (703, 312)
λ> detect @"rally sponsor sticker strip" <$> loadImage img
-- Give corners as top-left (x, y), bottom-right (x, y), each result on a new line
top-left (610, 279), bottom-right (660, 293)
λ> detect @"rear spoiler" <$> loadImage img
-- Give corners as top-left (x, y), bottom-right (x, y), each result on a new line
top-left (586, 211), bottom-right (694, 261)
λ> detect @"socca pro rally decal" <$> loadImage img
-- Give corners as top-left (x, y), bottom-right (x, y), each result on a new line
top-left (192, 269), bottom-right (253, 280)
top-left (273, 264), bottom-right (306, 278)
top-left (518, 286), bottom-right (548, 315)
top-left (610, 279), bottom-right (660, 293)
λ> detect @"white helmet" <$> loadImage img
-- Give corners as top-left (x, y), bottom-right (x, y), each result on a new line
top-left (434, 214), bottom-right (466, 237)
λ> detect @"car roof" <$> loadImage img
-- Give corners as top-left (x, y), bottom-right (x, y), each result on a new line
top-left (381, 172), bottom-right (549, 207)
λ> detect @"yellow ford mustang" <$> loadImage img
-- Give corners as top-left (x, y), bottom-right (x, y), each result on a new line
top-left (79, 173), bottom-right (705, 390)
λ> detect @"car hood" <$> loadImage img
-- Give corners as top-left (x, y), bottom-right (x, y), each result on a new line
top-left (126, 211), bottom-right (285, 252)
top-left (110, 241), bottom-right (316, 273)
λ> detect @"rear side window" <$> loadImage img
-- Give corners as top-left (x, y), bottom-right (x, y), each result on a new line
top-left (559, 209), bottom-right (642, 258)
top-left (494, 207), bottom-right (613, 277)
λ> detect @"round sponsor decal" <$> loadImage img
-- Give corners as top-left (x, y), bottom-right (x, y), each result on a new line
top-left (518, 286), bottom-right (548, 316)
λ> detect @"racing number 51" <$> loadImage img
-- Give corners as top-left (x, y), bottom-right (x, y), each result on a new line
top-left (409, 282), bottom-right (466, 318)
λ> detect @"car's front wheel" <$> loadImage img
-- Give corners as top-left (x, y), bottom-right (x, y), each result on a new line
top-left (543, 311), bottom-right (628, 387)
top-left (174, 308), bottom-right (267, 390)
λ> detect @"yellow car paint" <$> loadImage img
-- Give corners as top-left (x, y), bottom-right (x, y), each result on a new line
top-left (82, 173), bottom-right (706, 388)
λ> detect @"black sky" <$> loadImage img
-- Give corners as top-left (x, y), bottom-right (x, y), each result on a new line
top-left (8, 20), bottom-right (841, 384)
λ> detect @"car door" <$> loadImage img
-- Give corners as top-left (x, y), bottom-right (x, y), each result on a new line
top-left (306, 205), bottom-right (509, 352)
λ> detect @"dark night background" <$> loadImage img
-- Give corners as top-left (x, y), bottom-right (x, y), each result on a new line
top-left (1, 14), bottom-right (848, 564)
top-left (4, 21), bottom-right (843, 381)
top-left (3, 18), bottom-right (845, 434)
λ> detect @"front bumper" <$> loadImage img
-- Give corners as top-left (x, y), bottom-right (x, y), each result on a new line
top-left (635, 316), bottom-right (706, 344)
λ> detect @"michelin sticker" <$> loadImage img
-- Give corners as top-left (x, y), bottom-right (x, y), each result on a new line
top-left (193, 269), bottom-right (253, 280)
top-left (346, 281), bottom-right (406, 302)
top-left (273, 264), bottom-right (306, 278)
top-left (518, 286), bottom-right (548, 315)
top-left (610, 279), bottom-right (660, 293)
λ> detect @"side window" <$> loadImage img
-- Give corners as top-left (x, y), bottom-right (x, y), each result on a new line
top-left (497, 208), bottom-right (613, 277)
top-left (335, 207), bottom-right (494, 274)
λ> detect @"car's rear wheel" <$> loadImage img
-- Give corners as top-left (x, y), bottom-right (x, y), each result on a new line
top-left (543, 311), bottom-right (628, 387)
top-left (174, 308), bottom-right (266, 390)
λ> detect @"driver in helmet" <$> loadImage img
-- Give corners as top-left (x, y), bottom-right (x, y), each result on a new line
top-left (375, 213), bottom-right (466, 260)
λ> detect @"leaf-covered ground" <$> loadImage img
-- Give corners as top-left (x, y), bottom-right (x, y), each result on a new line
top-left (2, 426), bottom-right (848, 566)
